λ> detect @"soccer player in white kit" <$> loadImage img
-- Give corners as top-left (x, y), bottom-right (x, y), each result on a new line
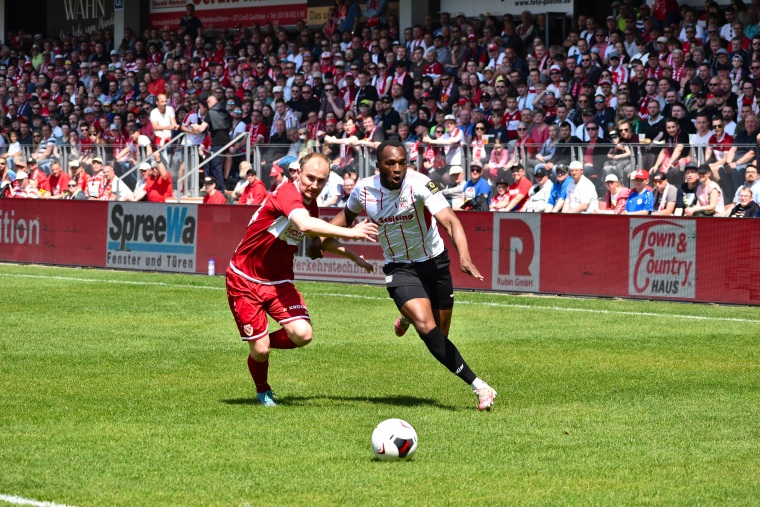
top-left (316, 140), bottom-right (497, 410)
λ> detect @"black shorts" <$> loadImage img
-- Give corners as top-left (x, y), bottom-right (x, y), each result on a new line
top-left (383, 250), bottom-right (454, 310)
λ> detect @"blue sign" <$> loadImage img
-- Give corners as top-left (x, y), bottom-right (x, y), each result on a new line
top-left (115, 0), bottom-right (124, 10)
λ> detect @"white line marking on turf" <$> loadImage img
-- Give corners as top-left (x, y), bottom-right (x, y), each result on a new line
top-left (1, 273), bottom-right (222, 290)
top-left (0, 494), bottom-right (78, 507)
top-left (2, 272), bottom-right (759, 324)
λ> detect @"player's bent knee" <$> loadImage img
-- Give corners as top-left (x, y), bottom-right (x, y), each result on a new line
top-left (285, 319), bottom-right (313, 347)
top-left (249, 338), bottom-right (271, 359)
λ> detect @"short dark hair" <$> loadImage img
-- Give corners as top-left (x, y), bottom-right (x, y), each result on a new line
top-left (376, 139), bottom-right (406, 161)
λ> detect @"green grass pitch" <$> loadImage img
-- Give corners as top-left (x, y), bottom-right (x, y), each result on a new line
top-left (1, 264), bottom-right (759, 506)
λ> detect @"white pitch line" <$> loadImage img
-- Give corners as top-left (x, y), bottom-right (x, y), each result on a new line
top-left (0, 494), bottom-right (77, 507)
top-left (0, 273), bottom-right (223, 290)
top-left (2, 272), bottom-right (759, 324)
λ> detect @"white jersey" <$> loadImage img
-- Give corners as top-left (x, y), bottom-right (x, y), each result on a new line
top-left (347, 171), bottom-right (449, 263)
top-left (150, 105), bottom-right (176, 142)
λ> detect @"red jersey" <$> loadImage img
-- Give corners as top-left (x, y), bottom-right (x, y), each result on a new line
top-left (203, 190), bottom-right (227, 204)
top-left (30, 168), bottom-right (51, 193)
top-left (238, 179), bottom-right (267, 206)
top-left (145, 172), bottom-right (173, 202)
top-left (247, 121), bottom-right (268, 145)
top-left (228, 182), bottom-right (318, 283)
top-left (48, 172), bottom-right (71, 197)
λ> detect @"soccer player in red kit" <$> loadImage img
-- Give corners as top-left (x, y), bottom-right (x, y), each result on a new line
top-left (226, 152), bottom-right (378, 406)
top-left (313, 140), bottom-right (497, 411)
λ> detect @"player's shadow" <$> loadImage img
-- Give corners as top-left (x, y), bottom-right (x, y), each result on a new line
top-left (222, 394), bottom-right (459, 410)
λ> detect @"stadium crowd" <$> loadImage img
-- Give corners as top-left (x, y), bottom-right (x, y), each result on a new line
top-left (0, 1), bottom-right (759, 217)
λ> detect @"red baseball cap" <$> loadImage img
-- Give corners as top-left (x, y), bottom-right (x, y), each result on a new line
top-left (631, 169), bottom-right (650, 180)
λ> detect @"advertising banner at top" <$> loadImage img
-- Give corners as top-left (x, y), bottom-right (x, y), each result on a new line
top-left (149, 0), bottom-right (308, 30)
top-left (48, 0), bottom-right (115, 40)
top-left (439, 0), bottom-right (573, 19)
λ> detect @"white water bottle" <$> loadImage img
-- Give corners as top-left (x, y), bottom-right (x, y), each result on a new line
top-left (207, 258), bottom-right (215, 276)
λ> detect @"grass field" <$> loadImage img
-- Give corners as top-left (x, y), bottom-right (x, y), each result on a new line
top-left (1, 264), bottom-right (759, 507)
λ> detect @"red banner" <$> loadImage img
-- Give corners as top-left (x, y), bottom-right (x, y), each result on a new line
top-left (0, 200), bottom-right (107, 267)
top-left (2, 200), bottom-right (760, 306)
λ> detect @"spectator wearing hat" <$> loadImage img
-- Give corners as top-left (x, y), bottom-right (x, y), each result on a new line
top-left (223, 105), bottom-right (248, 186)
top-left (11, 170), bottom-right (38, 199)
top-left (377, 96), bottom-right (401, 137)
top-left (651, 171), bottom-right (683, 215)
top-left (26, 157), bottom-right (51, 195)
top-left (235, 163), bottom-right (268, 206)
top-left (488, 178), bottom-right (510, 210)
top-left (462, 34), bottom-right (488, 73)
top-left (441, 165), bottom-right (466, 209)
top-left (202, 176), bottom-right (227, 204)
top-left (422, 114), bottom-right (463, 184)
top-left (522, 167), bottom-right (554, 212)
top-left (624, 169), bottom-right (655, 214)
top-left (134, 151), bottom-right (172, 203)
top-left (602, 128), bottom-right (633, 181)
top-left (544, 162), bottom-right (570, 212)
top-left (268, 165), bottom-right (287, 193)
top-left (563, 160), bottom-right (599, 213)
top-left (492, 163), bottom-right (532, 212)
top-left (86, 157), bottom-right (108, 200)
top-left (594, 174), bottom-right (631, 214)
top-left (462, 162), bottom-right (491, 204)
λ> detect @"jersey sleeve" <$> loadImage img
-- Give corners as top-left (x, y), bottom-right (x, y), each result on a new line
top-left (346, 182), bottom-right (365, 214)
top-left (419, 177), bottom-right (449, 216)
top-left (275, 184), bottom-right (306, 219)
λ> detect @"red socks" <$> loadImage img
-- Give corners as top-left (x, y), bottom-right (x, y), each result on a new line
top-left (268, 328), bottom-right (298, 349)
top-left (247, 354), bottom-right (270, 394)
top-left (247, 329), bottom-right (298, 394)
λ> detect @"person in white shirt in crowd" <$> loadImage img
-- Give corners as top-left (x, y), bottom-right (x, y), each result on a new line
top-left (563, 160), bottom-right (599, 213)
top-left (150, 93), bottom-right (178, 148)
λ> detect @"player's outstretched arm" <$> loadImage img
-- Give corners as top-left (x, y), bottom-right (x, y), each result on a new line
top-left (434, 207), bottom-right (484, 281)
top-left (320, 237), bottom-right (374, 272)
top-left (290, 209), bottom-right (377, 241)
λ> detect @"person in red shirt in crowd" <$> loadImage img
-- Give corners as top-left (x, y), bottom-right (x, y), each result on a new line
top-left (134, 151), bottom-right (173, 202)
top-left (26, 158), bottom-right (51, 195)
top-left (236, 166), bottom-right (267, 206)
top-left (68, 159), bottom-right (89, 192)
top-left (492, 163), bottom-right (532, 211)
top-left (225, 152), bottom-right (377, 406)
top-left (47, 161), bottom-right (70, 199)
top-left (202, 176), bottom-right (227, 204)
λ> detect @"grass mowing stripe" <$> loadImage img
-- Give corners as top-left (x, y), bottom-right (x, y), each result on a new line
top-left (3, 271), bottom-right (759, 324)
top-left (0, 494), bottom-right (77, 507)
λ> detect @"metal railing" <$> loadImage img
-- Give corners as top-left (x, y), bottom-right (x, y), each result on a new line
top-left (14, 138), bottom-right (755, 202)
top-left (176, 131), bottom-right (248, 203)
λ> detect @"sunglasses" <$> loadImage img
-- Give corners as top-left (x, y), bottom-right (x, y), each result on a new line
top-left (517, 127), bottom-right (527, 131)
top-left (475, 127), bottom-right (486, 130)
top-left (68, 183), bottom-right (77, 187)
top-left (713, 124), bottom-right (723, 128)
top-left (587, 127), bottom-right (598, 130)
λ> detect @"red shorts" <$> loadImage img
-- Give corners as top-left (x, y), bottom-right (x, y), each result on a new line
top-left (226, 271), bottom-right (310, 341)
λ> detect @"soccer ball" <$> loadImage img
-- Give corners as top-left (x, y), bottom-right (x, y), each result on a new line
top-left (371, 418), bottom-right (418, 461)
